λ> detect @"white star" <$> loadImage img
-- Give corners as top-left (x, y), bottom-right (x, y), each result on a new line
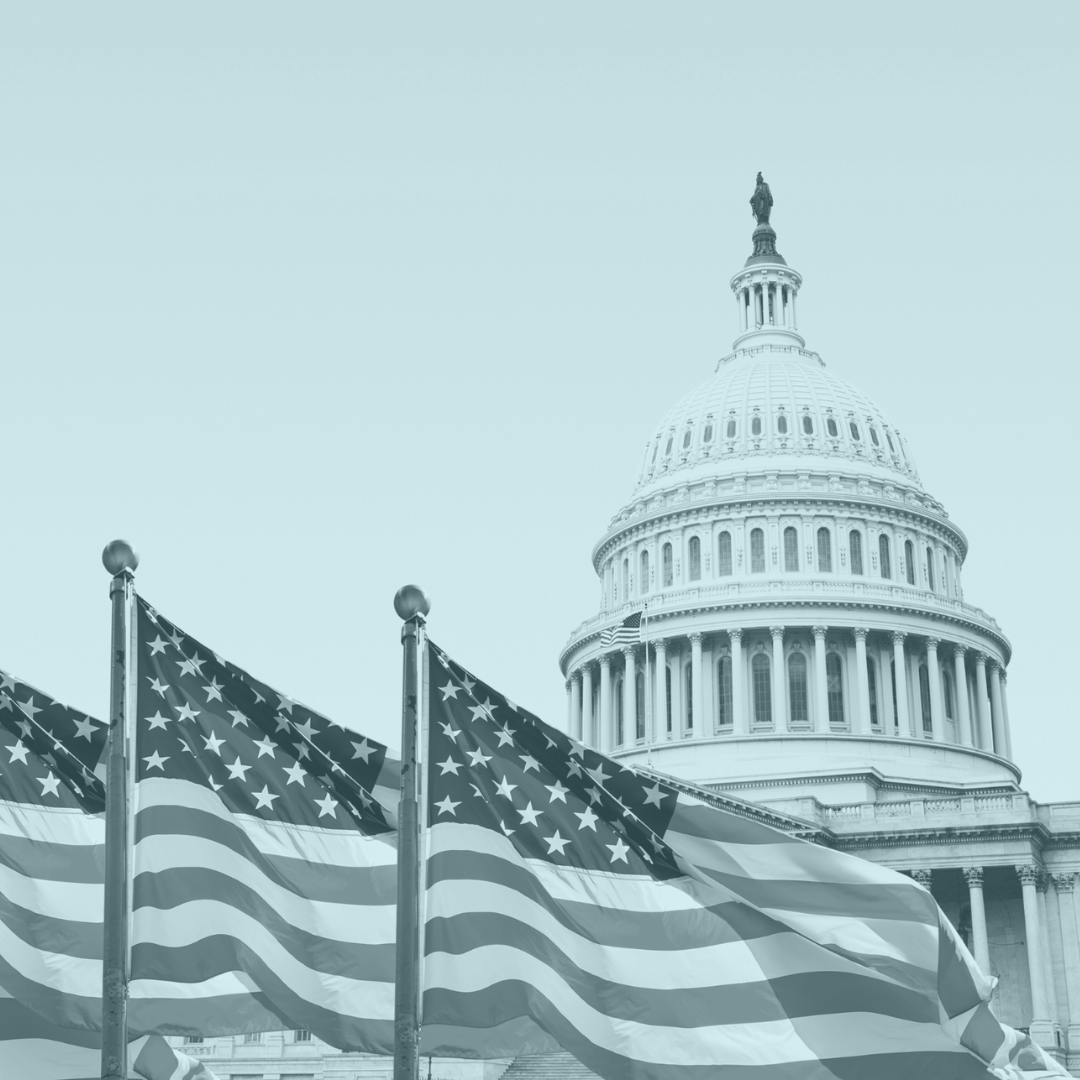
top-left (545, 780), bottom-right (569, 804)
top-left (439, 721), bottom-right (461, 740)
top-left (16, 719), bottom-right (30, 739)
top-left (8, 739), bottom-right (29, 764)
top-left (175, 702), bottom-right (200, 723)
top-left (225, 757), bottom-right (251, 782)
top-left (607, 837), bottom-right (630, 864)
top-left (227, 710), bottom-right (249, 728)
top-left (518, 802), bottom-right (542, 827)
top-left (17, 697), bottom-right (42, 722)
top-left (314, 792), bottom-right (337, 818)
top-left (586, 763), bottom-right (611, 786)
top-left (203, 677), bottom-right (224, 703)
top-left (465, 747), bottom-right (492, 768)
top-left (38, 771), bottom-right (62, 797)
top-left (276, 692), bottom-right (296, 714)
top-left (460, 675), bottom-right (476, 694)
top-left (544, 830), bottom-right (570, 856)
top-left (148, 635), bottom-right (169, 656)
top-left (351, 739), bottom-right (374, 763)
top-left (142, 751), bottom-right (168, 772)
top-left (202, 731), bottom-right (225, 755)
top-left (275, 714), bottom-right (292, 733)
top-left (177, 654), bottom-right (206, 678)
top-left (519, 752), bottom-right (540, 773)
top-left (179, 739), bottom-right (194, 755)
top-left (494, 724), bottom-right (517, 747)
top-left (294, 718), bottom-right (317, 742)
top-left (253, 785), bottom-right (279, 810)
top-left (167, 629), bottom-right (184, 649)
top-left (493, 775), bottom-right (517, 799)
top-left (568, 738), bottom-right (587, 759)
top-left (587, 786), bottom-right (603, 805)
top-left (0, 672), bottom-right (16, 692)
top-left (0, 692), bottom-right (11, 711)
top-left (72, 716), bottom-right (97, 741)
top-left (438, 756), bottom-right (463, 776)
top-left (435, 795), bottom-right (461, 817)
top-left (283, 761), bottom-right (306, 786)
top-left (567, 759), bottom-right (583, 779)
top-left (574, 806), bottom-right (599, 831)
top-left (294, 742), bottom-right (310, 759)
top-left (253, 736), bottom-right (276, 759)
top-left (469, 783), bottom-right (484, 799)
top-left (642, 782), bottom-right (668, 808)
top-left (439, 682), bottom-right (461, 701)
top-left (145, 711), bottom-right (171, 731)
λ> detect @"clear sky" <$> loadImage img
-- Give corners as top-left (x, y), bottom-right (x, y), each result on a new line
top-left (1, 5), bottom-right (1077, 799)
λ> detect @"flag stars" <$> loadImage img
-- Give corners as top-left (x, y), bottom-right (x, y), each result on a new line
top-left (225, 758), bottom-right (251, 782)
top-left (283, 762), bottom-right (306, 786)
top-left (253, 736), bottom-right (277, 759)
top-left (72, 716), bottom-right (97, 741)
top-left (465, 747), bottom-right (492, 768)
top-left (37, 771), bottom-right (62, 797)
top-left (276, 692), bottom-right (297, 714)
top-left (147, 677), bottom-right (169, 698)
top-left (293, 718), bottom-right (317, 742)
top-left (202, 732), bottom-right (225, 755)
top-left (543, 830), bottom-right (570, 856)
top-left (145, 711), bottom-right (172, 732)
top-left (519, 753), bottom-right (540, 773)
top-left (203, 677), bottom-right (224, 703)
top-left (606, 837), bottom-right (631, 864)
top-left (439, 682), bottom-right (461, 701)
top-left (227, 710), bottom-right (249, 729)
top-left (175, 702), bottom-right (200, 723)
top-left (586, 763), bottom-right (611, 786)
top-left (545, 780), bottom-right (569, 804)
top-left (574, 806), bottom-right (599, 831)
top-left (494, 724), bottom-right (517, 747)
top-left (177, 654), bottom-right (206, 679)
top-left (314, 793), bottom-right (337, 819)
top-left (351, 739), bottom-right (374, 763)
top-left (439, 721), bottom-right (461, 741)
top-left (17, 697), bottom-right (42, 722)
top-left (438, 756), bottom-right (463, 776)
top-left (148, 635), bottom-right (169, 656)
top-left (7, 739), bottom-right (29, 765)
top-left (493, 775), bottom-right (517, 800)
top-left (252, 785), bottom-right (279, 810)
top-left (435, 795), bottom-right (461, 817)
top-left (517, 802), bottom-right (542, 827)
top-left (143, 751), bottom-right (169, 772)
top-left (642, 782), bottom-right (669, 808)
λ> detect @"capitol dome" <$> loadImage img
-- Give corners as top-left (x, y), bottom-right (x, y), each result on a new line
top-left (560, 182), bottom-right (1017, 808)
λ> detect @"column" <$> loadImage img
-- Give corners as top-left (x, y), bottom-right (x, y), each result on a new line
top-left (813, 626), bottom-right (829, 730)
top-left (779, 284), bottom-right (787, 326)
top-left (730, 629), bottom-right (747, 735)
top-left (1000, 673), bottom-right (1015, 759)
top-left (911, 868), bottom-right (932, 891)
top-left (905, 648), bottom-right (920, 737)
top-left (581, 666), bottom-right (594, 747)
top-left (565, 678), bottom-right (573, 733)
top-left (654, 639), bottom-right (668, 740)
top-left (770, 626), bottom-right (787, 732)
top-left (974, 654), bottom-right (993, 751)
top-left (879, 643), bottom-right (896, 733)
top-left (742, 287), bottom-right (751, 331)
top-left (989, 663), bottom-right (1007, 758)
top-left (1018, 864), bottom-right (1053, 1042)
top-left (689, 633), bottom-right (704, 738)
top-left (1052, 874), bottom-right (1080, 1051)
top-left (736, 290), bottom-right (745, 332)
top-left (1044, 875), bottom-right (1069, 1033)
top-left (853, 628), bottom-right (871, 735)
top-left (1036, 875), bottom-right (1061, 1026)
top-left (570, 673), bottom-right (582, 739)
top-left (953, 646), bottom-right (973, 747)
top-left (964, 867), bottom-right (992, 976)
top-left (670, 646), bottom-right (684, 735)
top-left (598, 656), bottom-right (612, 752)
top-left (623, 647), bottom-right (637, 743)
top-left (892, 632), bottom-right (910, 737)
top-left (926, 639), bottom-right (945, 742)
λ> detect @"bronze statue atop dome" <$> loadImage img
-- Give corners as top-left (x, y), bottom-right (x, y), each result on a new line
top-left (750, 172), bottom-right (773, 225)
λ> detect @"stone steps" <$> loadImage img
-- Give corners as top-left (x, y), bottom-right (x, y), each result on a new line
top-left (501, 1052), bottom-right (603, 1080)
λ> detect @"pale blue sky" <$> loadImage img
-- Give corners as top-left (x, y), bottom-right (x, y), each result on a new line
top-left (1, 5), bottom-right (1077, 798)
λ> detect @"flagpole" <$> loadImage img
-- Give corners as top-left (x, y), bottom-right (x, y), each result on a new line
top-left (101, 540), bottom-right (138, 1080)
top-left (643, 601), bottom-right (652, 766)
top-left (393, 585), bottom-right (430, 1080)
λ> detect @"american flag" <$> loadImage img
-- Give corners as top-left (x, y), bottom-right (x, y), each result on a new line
top-left (599, 610), bottom-right (641, 648)
top-left (420, 641), bottom-right (1065, 1080)
top-left (128, 597), bottom-right (399, 1049)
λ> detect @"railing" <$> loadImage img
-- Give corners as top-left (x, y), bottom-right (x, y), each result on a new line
top-left (820, 793), bottom-right (1022, 828)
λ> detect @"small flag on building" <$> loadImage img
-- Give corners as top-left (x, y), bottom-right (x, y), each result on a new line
top-left (599, 610), bottom-right (641, 648)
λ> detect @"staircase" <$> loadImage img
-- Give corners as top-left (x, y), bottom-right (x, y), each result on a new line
top-left (500, 1051), bottom-right (604, 1080)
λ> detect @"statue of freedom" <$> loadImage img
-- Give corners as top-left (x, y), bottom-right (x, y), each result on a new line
top-left (750, 172), bottom-right (773, 225)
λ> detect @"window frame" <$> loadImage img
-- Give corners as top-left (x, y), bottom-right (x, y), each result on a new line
top-left (751, 652), bottom-right (772, 726)
top-left (750, 527), bottom-right (766, 574)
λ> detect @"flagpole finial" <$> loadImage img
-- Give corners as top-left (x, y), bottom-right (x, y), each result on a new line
top-left (394, 584), bottom-right (431, 622)
top-left (102, 540), bottom-right (139, 577)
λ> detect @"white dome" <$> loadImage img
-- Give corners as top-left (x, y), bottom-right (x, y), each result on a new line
top-left (633, 345), bottom-right (921, 502)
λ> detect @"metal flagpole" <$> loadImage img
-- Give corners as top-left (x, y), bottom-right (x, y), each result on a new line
top-left (393, 584), bottom-right (430, 1080)
top-left (643, 601), bottom-right (652, 766)
top-left (100, 540), bottom-right (139, 1080)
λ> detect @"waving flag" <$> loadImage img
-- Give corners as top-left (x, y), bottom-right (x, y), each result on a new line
top-left (420, 641), bottom-right (1066, 1080)
top-left (599, 611), bottom-right (641, 648)
top-left (128, 597), bottom-right (398, 1049)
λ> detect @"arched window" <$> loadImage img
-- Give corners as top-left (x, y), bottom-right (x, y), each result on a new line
top-left (943, 667), bottom-right (955, 721)
top-left (717, 657), bottom-right (732, 728)
top-left (662, 543), bottom-right (673, 588)
top-left (640, 549), bottom-right (650, 594)
top-left (817, 527), bottom-right (833, 572)
top-left (635, 672), bottom-right (646, 740)
top-left (879, 534), bottom-right (892, 579)
top-left (664, 436), bottom-right (673, 456)
top-left (651, 442), bottom-right (659, 463)
top-left (867, 656), bottom-right (879, 727)
top-left (885, 431), bottom-right (896, 453)
top-left (688, 537), bottom-right (701, 581)
top-left (788, 653), bottom-right (809, 727)
top-left (750, 528), bottom-right (766, 573)
top-left (726, 419), bottom-right (737, 439)
top-left (682, 429), bottom-right (692, 449)
top-left (926, 547), bottom-right (935, 591)
top-left (614, 678), bottom-right (624, 746)
top-left (717, 531), bottom-right (732, 576)
top-left (622, 557), bottom-right (629, 597)
top-left (826, 417), bottom-right (839, 438)
top-left (802, 414), bottom-right (814, 435)
top-left (869, 426), bottom-right (880, 447)
top-left (684, 664), bottom-right (693, 731)
top-left (826, 652), bottom-right (845, 726)
top-left (783, 526), bottom-right (799, 572)
top-left (904, 540), bottom-right (915, 584)
top-left (919, 666), bottom-right (932, 734)
top-left (849, 530), bottom-right (864, 575)
top-left (777, 414), bottom-right (788, 435)
top-left (703, 423), bottom-right (713, 443)
top-left (751, 416), bottom-right (762, 437)
top-left (752, 653), bottom-right (772, 726)
top-left (849, 421), bottom-right (861, 441)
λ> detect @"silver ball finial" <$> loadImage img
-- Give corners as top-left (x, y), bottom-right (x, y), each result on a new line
top-left (393, 584), bottom-right (431, 621)
top-left (102, 539), bottom-right (139, 576)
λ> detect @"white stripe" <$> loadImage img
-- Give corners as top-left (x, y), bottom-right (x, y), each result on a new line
top-left (0, 908), bottom-right (101, 995)
top-left (0, 855), bottom-right (102, 923)
top-left (0, 798), bottom-right (105, 846)
top-left (0, 1038), bottom-right (102, 1079)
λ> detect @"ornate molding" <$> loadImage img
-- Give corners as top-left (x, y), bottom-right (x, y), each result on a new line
top-left (852, 627), bottom-right (869, 643)
top-left (599, 654), bottom-right (612, 669)
top-left (910, 869), bottom-right (932, 887)
top-left (1053, 872), bottom-right (1076, 893)
top-left (769, 625), bottom-right (785, 640)
top-left (812, 624), bottom-right (827, 638)
top-left (729, 627), bottom-right (744, 644)
top-left (925, 637), bottom-right (940, 650)
top-left (688, 632), bottom-right (703, 647)
top-left (1016, 863), bottom-right (1040, 887)
top-left (892, 630), bottom-right (906, 646)
top-left (963, 866), bottom-right (984, 888)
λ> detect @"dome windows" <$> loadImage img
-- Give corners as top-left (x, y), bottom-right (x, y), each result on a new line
top-left (904, 540), bottom-right (915, 585)
top-left (783, 526), bottom-right (799, 571)
top-left (688, 536), bottom-right (701, 581)
top-left (788, 653), bottom-right (809, 727)
top-left (849, 421), bottom-right (861, 442)
top-left (752, 653), bottom-right (772, 726)
top-left (886, 431), bottom-right (896, 453)
top-left (802, 414), bottom-right (814, 435)
top-left (751, 416), bottom-right (762, 437)
top-left (726, 419), bottom-right (737, 439)
top-left (682, 429), bottom-right (692, 449)
top-left (849, 530), bottom-right (864, 575)
top-left (651, 442), bottom-right (659, 463)
top-left (703, 423), bottom-right (714, 443)
top-left (826, 418), bottom-right (839, 438)
top-left (750, 528), bottom-right (765, 573)
top-left (717, 531), bottom-right (733, 576)
top-left (817, 527), bottom-right (833, 572)
top-left (640, 549), bottom-right (650, 595)
top-left (777, 413), bottom-right (788, 435)
top-left (826, 653), bottom-right (845, 726)
top-left (878, 534), bottom-right (892, 579)
top-left (664, 436), bottom-right (673, 456)
top-left (662, 543), bottom-right (673, 588)
top-left (869, 425), bottom-right (880, 447)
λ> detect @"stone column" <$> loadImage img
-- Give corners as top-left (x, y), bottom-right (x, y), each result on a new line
top-left (570, 672), bottom-right (582, 740)
top-left (1000, 672), bottom-right (1014, 759)
top-left (911, 868), bottom-right (932, 891)
top-left (953, 646), bottom-right (973, 746)
top-left (730, 629), bottom-right (747, 735)
top-left (598, 656), bottom-right (612, 751)
top-left (581, 665), bottom-right (594, 747)
top-left (1018, 864), bottom-right (1054, 1044)
top-left (1036, 875), bottom-right (1061, 1027)
top-left (891, 632), bottom-right (910, 737)
top-left (1051, 873), bottom-right (1080, 1055)
top-left (813, 625), bottom-right (829, 731)
top-left (853, 628), bottom-right (871, 735)
top-left (654, 639), bottom-right (668, 740)
top-left (879, 643), bottom-right (896, 733)
top-left (1045, 875), bottom-right (1069, 1035)
top-left (989, 663), bottom-right (1007, 758)
top-left (790, 288), bottom-right (797, 329)
top-left (623, 647), bottom-right (637, 744)
top-left (689, 633), bottom-right (704, 738)
top-left (964, 867), bottom-right (992, 975)
top-left (770, 626), bottom-right (787, 732)
top-left (974, 654), bottom-right (993, 751)
top-left (926, 639), bottom-right (945, 742)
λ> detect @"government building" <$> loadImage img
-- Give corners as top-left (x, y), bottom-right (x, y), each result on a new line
top-left (176, 183), bottom-right (1080, 1078)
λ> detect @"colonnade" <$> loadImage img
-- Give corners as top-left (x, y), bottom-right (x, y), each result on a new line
top-left (736, 279), bottom-right (797, 333)
top-left (566, 624), bottom-right (1012, 758)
